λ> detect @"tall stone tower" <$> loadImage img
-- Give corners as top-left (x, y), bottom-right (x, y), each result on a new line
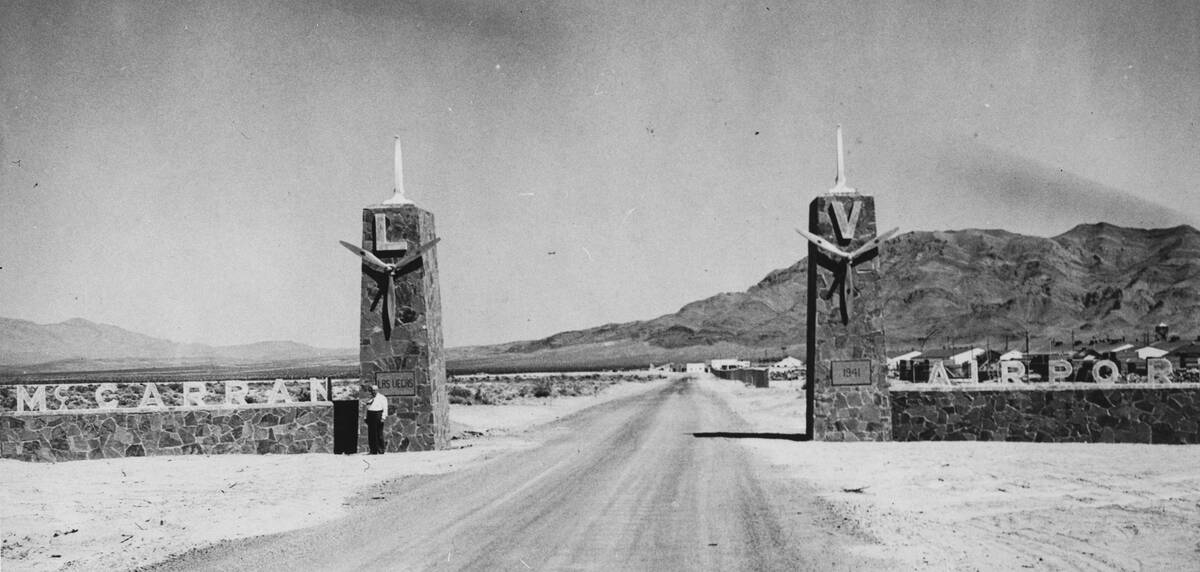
top-left (352, 138), bottom-right (448, 452)
top-left (802, 127), bottom-right (894, 441)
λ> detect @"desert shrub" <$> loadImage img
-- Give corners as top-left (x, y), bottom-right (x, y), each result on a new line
top-left (439, 371), bottom-right (670, 406)
top-left (531, 378), bottom-right (554, 398)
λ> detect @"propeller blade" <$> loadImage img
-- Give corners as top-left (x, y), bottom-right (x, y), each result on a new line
top-left (385, 274), bottom-right (397, 339)
top-left (390, 237), bottom-right (441, 272)
top-left (849, 227), bottom-right (900, 260)
top-left (794, 228), bottom-right (851, 259)
top-left (339, 241), bottom-right (394, 273)
top-left (822, 284), bottom-right (837, 300)
top-left (843, 264), bottom-right (854, 324)
top-left (822, 266), bottom-right (842, 300)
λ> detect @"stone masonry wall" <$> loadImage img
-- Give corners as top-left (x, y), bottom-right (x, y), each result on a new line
top-left (891, 384), bottom-right (1200, 444)
top-left (354, 398), bottom-right (439, 453)
top-left (1, 404), bottom-right (333, 462)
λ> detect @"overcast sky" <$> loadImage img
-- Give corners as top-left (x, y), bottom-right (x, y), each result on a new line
top-left (2, 0), bottom-right (1198, 349)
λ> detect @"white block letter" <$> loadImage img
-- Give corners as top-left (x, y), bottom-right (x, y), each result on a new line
top-left (309, 379), bottom-right (329, 402)
top-left (1147, 358), bottom-right (1173, 383)
top-left (1048, 359), bottom-right (1074, 383)
top-left (54, 384), bottom-right (72, 411)
top-left (267, 380), bottom-right (293, 404)
top-left (224, 381), bottom-right (249, 405)
top-left (928, 360), bottom-right (950, 385)
top-left (139, 383), bottom-right (165, 408)
top-left (182, 382), bottom-right (207, 407)
top-left (16, 385), bottom-right (46, 412)
top-left (1091, 360), bottom-right (1120, 384)
top-left (1000, 360), bottom-right (1026, 383)
top-left (95, 384), bottom-right (118, 409)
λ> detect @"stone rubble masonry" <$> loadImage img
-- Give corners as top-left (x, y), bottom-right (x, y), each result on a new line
top-left (806, 194), bottom-right (892, 442)
top-left (359, 205), bottom-right (449, 452)
top-left (0, 404), bottom-right (334, 462)
top-left (890, 383), bottom-right (1200, 444)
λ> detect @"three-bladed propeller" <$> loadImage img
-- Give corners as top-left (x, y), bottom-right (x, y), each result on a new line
top-left (340, 237), bottom-right (441, 338)
top-left (795, 227), bottom-right (900, 323)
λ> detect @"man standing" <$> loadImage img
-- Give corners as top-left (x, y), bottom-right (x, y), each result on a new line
top-left (365, 385), bottom-right (388, 454)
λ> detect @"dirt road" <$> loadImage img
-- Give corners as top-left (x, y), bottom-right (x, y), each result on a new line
top-left (148, 378), bottom-right (887, 571)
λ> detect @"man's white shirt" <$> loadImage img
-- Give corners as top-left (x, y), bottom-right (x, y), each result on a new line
top-left (368, 393), bottom-right (389, 418)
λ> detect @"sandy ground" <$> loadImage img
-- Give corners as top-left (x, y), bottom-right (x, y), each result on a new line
top-left (5, 373), bottom-right (1199, 571)
top-left (147, 375), bottom-right (868, 571)
top-left (699, 375), bottom-right (1200, 571)
top-left (0, 378), bottom-right (671, 572)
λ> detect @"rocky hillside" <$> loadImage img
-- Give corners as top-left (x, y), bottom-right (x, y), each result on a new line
top-left (881, 223), bottom-right (1200, 348)
top-left (451, 223), bottom-right (1200, 370)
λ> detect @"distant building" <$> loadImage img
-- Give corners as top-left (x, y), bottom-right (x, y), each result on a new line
top-left (998, 349), bottom-right (1024, 362)
top-left (709, 358), bottom-right (750, 371)
top-left (1172, 343), bottom-right (1200, 370)
top-left (918, 347), bottom-right (983, 366)
top-left (887, 351), bottom-right (922, 371)
top-left (684, 362), bottom-right (709, 374)
top-left (767, 356), bottom-right (804, 380)
top-left (1114, 349), bottom-right (1147, 374)
top-left (1149, 339), bottom-right (1190, 352)
top-left (1136, 346), bottom-right (1170, 360)
top-left (769, 356), bottom-right (804, 372)
top-left (898, 348), bottom-right (983, 383)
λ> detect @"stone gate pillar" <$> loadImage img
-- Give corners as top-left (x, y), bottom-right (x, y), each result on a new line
top-left (802, 128), bottom-right (892, 441)
top-left (353, 139), bottom-right (448, 452)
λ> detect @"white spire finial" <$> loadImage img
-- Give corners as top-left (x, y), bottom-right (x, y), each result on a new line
top-left (830, 125), bottom-right (856, 194)
top-left (382, 135), bottom-right (415, 205)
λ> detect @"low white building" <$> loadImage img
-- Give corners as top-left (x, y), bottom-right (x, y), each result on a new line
top-left (709, 358), bottom-right (750, 371)
top-left (920, 347), bottom-right (984, 366)
top-left (998, 350), bottom-right (1024, 362)
top-left (1136, 346), bottom-right (1169, 359)
top-left (886, 351), bottom-right (922, 371)
top-left (684, 362), bottom-right (709, 373)
top-left (769, 356), bottom-right (804, 372)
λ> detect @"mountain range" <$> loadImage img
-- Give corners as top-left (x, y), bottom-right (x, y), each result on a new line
top-left (3, 223), bottom-right (1197, 374)
top-left (449, 223), bottom-right (1200, 371)
top-left (0, 317), bottom-right (351, 372)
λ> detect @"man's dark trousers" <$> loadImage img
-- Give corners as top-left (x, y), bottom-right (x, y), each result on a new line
top-left (366, 410), bottom-right (384, 454)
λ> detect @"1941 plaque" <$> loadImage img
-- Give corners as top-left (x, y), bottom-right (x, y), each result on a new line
top-left (830, 360), bottom-right (872, 387)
